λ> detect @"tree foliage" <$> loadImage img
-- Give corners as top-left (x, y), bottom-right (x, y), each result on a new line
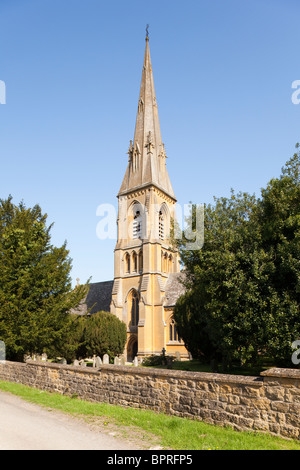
top-left (73, 311), bottom-right (127, 360)
top-left (0, 196), bottom-right (88, 361)
top-left (174, 146), bottom-right (300, 368)
top-left (256, 150), bottom-right (300, 362)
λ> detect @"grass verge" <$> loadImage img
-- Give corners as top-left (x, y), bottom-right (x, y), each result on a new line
top-left (0, 380), bottom-right (299, 450)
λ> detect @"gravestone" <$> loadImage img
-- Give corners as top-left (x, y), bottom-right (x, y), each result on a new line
top-left (114, 356), bottom-right (120, 365)
top-left (133, 356), bottom-right (139, 367)
top-left (120, 355), bottom-right (125, 366)
top-left (175, 351), bottom-right (181, 361)
top-left (73, 359), bottom-right (79, 366)
top-left (95, 356), bottom-right (102, 368)
top-left (103, 354), bottom-right (109, 364)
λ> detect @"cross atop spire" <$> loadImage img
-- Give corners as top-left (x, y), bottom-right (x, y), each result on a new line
top-left (118, 32), bottom-right (176, 200)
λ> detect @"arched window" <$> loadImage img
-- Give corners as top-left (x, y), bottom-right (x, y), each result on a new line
top-left (133, 143), bottom-right (140, 172)
top-left (169, 319), bottom-right (179, 342)
top-left (133, 209), bottom-right (142, 239)
top-left (138, 250), bottom-right (143, 273)
top-left (132, 251), bottom-right (137, 272)
top-left (130, 291), bottom-right (139, 327)
top-left (161, 251), bottom-right (168, 273)
top-left (125, 253), bottom-right (130, 273)
top-left (168, 254), bottom-right (173, 273)
top-left (129, 201), bottom-right (145, 241)
top-left (159, 210), bottom-right (164, 240)
top-left (164, 252), bottom-right (168, 273)
top-left (158, 204), bottom-right (170, 241)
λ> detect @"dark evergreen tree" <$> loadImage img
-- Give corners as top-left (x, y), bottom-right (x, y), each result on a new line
top-left (256, 148), bottom-right (300, 364)
top-left (74, 311), bottom-right (127, 360)
top-left (0, 196), bottom-right (88, 361)
top-left (174, 146), bottom-right (300, 368)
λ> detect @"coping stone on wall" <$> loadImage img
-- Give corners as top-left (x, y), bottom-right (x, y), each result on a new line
top-left (260, 368), bottom-right (300, 379)
top-left (260, 367), bottom-right (300, 386)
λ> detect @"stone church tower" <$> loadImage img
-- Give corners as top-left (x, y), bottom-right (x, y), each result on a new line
top-left (110, 34), bottom-right (188, 361)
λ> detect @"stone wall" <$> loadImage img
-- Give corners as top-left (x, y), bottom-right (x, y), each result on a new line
top-left (0, 360), bottom-right (299, 440)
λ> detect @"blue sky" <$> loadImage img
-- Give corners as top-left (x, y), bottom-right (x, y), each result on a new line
top-left (0, 0), bottom-right (299, 286)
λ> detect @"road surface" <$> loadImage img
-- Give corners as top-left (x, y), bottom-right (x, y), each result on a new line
top-left (0, 390), bottom-right (142, 450)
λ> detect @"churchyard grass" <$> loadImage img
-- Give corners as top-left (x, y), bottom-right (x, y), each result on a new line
top-left (0, 380), bottom-right (300, 450)
top-left (143, 359), bottom-right (277, 377)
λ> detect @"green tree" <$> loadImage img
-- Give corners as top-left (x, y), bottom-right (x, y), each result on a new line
top-left (256, 148), bottom-right (300, 364)
top-left (74, 311), bottom-right (127, 360)
top-left (174, 146), bottom-right (300, 369)
top-left (0, 196), bottom-right (88, 361)
top-left (174, 192), bottom-right (267, 367)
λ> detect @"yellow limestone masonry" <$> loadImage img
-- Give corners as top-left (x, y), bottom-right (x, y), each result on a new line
top-left (0, 361), bottom-right (299, 440)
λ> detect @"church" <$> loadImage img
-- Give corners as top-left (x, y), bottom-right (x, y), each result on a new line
top-left (79, 32), bottom-right (189, 362)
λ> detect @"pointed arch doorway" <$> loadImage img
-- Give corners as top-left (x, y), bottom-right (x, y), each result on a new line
top-left (127, 336), bottom-right (138, 362)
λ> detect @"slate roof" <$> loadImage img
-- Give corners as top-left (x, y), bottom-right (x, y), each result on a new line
top-left (72, 280), bottom-right (113, 315)
top-left (72, 273), bottom-right (186, 316)
top-left (86, 281), bottom-right (114, 313)
top-left (163, 272), bottom-right (186, 307)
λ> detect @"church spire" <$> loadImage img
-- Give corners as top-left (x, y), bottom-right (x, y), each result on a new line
top-left (118, 31), bottom-right (176, 200)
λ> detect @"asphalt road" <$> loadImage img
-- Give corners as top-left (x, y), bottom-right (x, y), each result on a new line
top-left (0, 390), bottom-right (140, 450)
